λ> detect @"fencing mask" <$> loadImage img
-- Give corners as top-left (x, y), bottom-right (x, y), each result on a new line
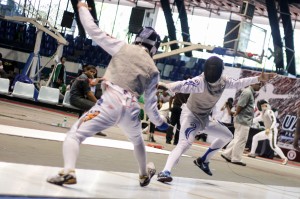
top-left (257, 99), bottom-right (269, 111)
top-left (203, 56), bottom-right (224, 83)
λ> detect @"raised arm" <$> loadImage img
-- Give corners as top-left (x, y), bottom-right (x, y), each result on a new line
top-left (225, 76), bottom-right (259, 90)
top-left (225, 72), bottom-right (276, 90)
top-left (165, 75), bottom-right (205, 94)
top-left (77, 2), bottom-right (125, 56)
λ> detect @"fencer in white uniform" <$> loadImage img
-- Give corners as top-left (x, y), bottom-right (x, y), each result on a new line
top-left (248, 100), bottom-right (288, 165)
top-left (157, 56), bottom-right (275, 182)
top-left (47, 2), bottom-right (168, 187)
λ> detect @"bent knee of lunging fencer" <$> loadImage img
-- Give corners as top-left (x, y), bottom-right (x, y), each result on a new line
top-left (129, 134), bottom-right (144, 146)
top-left (177, 140), bottom-right (192, 153)
top-left (224, 132), bottom-right (233, 142)
top-left (66, 130), bottom-right (87, 144)
top-left (219, 129), bottom-right (233, 144)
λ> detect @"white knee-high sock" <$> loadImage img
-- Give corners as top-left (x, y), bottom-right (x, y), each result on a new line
top-left (132, 136), bottom-right (147, 176)
top-left (201, 139), bottom-right (224, 163)
top-left (250, 137), bottom-right (259, 154)
top-left (163, 144), bottom-right (190, 172)
top-left (63, 134), bottom-right (81, 172)
top-left (273, 146), bottom-right (286, 159)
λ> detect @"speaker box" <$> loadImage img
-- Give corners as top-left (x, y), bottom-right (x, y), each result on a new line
top-left (61, 11), bottom-right (74, 28)
top-left (223, 20), bottom-right (240, 49)
top-left (241, 1), bottom-right (255, 19)
top-left (128, 7), bottom-right (145, 34)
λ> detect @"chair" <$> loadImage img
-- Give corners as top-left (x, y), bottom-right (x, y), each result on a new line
top-left (62, 90), bottom-right (80, 110)
top-left (37, 86), bottom-right (60, 105)
top-left (12, 81), bottom-right (35, 100)
top-left (162, 64), bottom-right (174, 79)
top-left (0, 78), bottom-right (9, 94)
top-left (156, 63), bottom-right (165, 75)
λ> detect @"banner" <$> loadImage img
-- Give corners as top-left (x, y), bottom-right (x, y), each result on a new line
top-left (239, 70), bottom-right (300, 162)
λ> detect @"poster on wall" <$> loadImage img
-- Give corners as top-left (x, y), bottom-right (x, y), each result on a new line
top-left (239, 70), bottom-right (300, 162)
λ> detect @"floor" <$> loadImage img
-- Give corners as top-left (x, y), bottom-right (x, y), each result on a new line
top-left (0, 99), bottom-right (300, 199)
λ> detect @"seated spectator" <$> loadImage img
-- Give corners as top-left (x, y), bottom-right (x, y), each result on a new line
top-left (0, 61), bottom-right (7, 78)
top-left (70, 65), bottom-right (97, 110)
top-left (89, 77), bottom-right (103, 99)
top-left (38, 74), bottom-right (48, 89)
top-left (70, 65), bottom-right (106, 136)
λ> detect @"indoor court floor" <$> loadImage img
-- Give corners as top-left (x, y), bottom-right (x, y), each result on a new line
top-left (0, 99), bottom-right (299, 199)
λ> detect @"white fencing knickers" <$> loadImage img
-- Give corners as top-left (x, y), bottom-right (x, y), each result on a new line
top-left (62, 82), bottom-right (148, 175)
top-left (163, 104), bottom-right (233, 172)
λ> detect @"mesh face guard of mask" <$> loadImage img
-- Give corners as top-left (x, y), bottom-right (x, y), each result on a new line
top-left (134, 27), bottom-right (161, 57)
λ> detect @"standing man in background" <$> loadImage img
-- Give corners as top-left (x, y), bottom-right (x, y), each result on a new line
top-left (166, 92), bottom-right (189, 145)
top-left (52, 56), bottom-right (67, 93)
top-left (221, 82), bottom-right (264, 166)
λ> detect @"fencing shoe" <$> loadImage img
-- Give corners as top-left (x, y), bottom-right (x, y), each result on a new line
top-left (47, 169), bottom-right (77, 186)
top-left (247, 153), bottom-right (256, 158)
top-left (139, 162), bottom-right (156, 187)
top-left (157, 171), bottom-right (173, 183)
top-left (194, 158), bottom-right (212, 176)
top-left (282, 158), bottom-right (288, 165)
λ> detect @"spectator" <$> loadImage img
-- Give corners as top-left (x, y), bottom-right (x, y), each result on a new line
top-left (166, 92), bottom-right (189, 145)
top-left (0, 61), bottom-right (7, 78)
top-left (142, 90), bottom-right (170, 142)
top-left (221, 82), bottom-right (264, 166)
top-left (14, 25), bottom-right (25, 44)
top-left (69, 65), bottom-right (106, 136)
top-left (89, 77), bottom-right (103, 99)
top-left (70, 65), bottom-right (97, 111)
top-left (220, 97), bottom-right (234, 124)
top-left (159, 90), bottom-right (170, 107)
top-left (38, 74), bottom-right (48, 89)
top-left (52, 56), bottom-right (66, 90)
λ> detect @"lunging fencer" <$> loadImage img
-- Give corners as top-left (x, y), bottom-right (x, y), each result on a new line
top-left (248, 100), bottom-right (288, 165)
top-left (47, 2), bottom-right (168, 187)
top-left (157, 56), bottom-right (276, 183)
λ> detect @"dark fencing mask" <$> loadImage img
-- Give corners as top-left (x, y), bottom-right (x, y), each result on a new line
top-left (257, 99), bottom-right (268, 111)
top-left (204, 56), bottom-right (224, 83)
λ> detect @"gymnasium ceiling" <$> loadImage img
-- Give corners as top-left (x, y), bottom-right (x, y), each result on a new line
top-left (102, 0), bottom-right (300, 22)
